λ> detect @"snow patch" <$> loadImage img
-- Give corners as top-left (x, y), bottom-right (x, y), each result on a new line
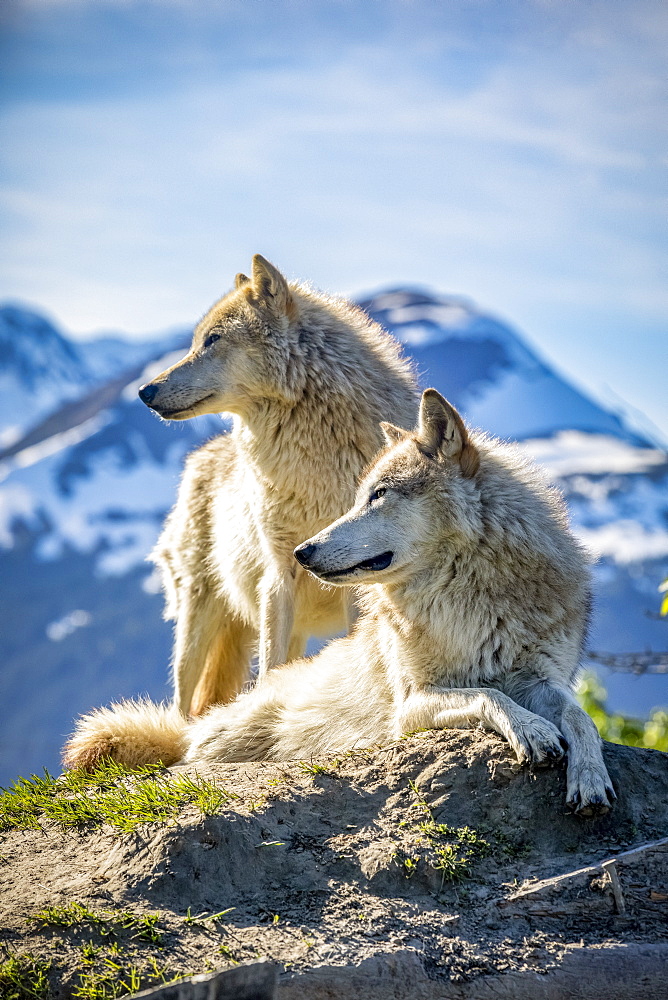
top-left (522, 432), bottom-right (667, 477)
top-left (96, 521), bottom-right (165, 577)
top-left (364, 292), bottom-right (416, 311)
top-left (0, 484), bottom-right (40, 546)
top-left (142, 567), bottom-right (163, 595)
top-left (0, 426), bottom-right (22, 450)
top-left (389, 303), bottom-right (473, 333)
top-left (0, 414), bottom-right (111, 480)
top-left (4, 431), bottom-right (189, 573)
top-left (395, 323), bottom-right (442, 346)
top-left (576, 521), bottom-right (668, 566)
top-left (46, 609), bottom-right (91, 642)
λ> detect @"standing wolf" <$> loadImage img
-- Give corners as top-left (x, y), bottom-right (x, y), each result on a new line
top-left (138, 255), bottom-right (417, 715)
top-left (64, 390), bottom-right (615, 816)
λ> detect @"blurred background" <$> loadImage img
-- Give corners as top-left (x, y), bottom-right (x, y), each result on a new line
top-left (1, 0), bottom-right (666, 785)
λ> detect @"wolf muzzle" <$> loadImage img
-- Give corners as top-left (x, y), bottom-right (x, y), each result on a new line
top-left (138, 382), bottom-right (160, 407)
top-left (293, 543), bottom-right (316, 568)
top-left (293, 542), bottom-right (394, 580)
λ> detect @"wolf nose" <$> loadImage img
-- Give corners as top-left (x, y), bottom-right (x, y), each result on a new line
top-left (138, 383), bottom-right (159, 406)
top-left (294, 543), bottom-right (316, 567)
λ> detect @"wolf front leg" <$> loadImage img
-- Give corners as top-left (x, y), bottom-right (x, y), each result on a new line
top-left (172, 584), bottom-right (253, 717)
top-left (509, 681), bottom-right (616, 817)
top-left (397, 686), bottom-right (567, 766)
top-left (257, 570), bottom-right (296, 678)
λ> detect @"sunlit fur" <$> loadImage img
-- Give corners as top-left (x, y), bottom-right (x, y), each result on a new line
top-left (143, 255), bottom-right (418, 715)
top-left (62, 700), bottom-right (186, 771)
top-left (63, 391), bottom-right (615, 816)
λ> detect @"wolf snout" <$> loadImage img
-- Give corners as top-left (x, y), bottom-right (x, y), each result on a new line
top-left (138, 382), bottom-right (160, 407)
top-left (293, 542), bottom-right (317, 568)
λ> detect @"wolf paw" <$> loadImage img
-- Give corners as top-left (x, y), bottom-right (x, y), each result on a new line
top-left (566, 760), bottom-right (616, 817)
top-left (511, 717), bottom-right (567, 767)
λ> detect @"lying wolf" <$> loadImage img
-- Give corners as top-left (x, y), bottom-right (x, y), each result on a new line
top-left (64, 390), bottom-right (615, 816)
top-left (138, 255), bottom-right (417, 715)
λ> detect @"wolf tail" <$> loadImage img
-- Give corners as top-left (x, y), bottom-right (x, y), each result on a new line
top-left (62, 699), bottom-right (187, 772)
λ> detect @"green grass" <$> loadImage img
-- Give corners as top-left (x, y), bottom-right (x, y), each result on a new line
top-left (298, 746), bottom-right (383, 777)
top-left (71, 953), bottom-right (174, 1000)
top-left (80, 943), bottom-right (102, 965)
top-left (216, 944), bottom-right (239, 965)
top-left (5, 897), bottom-right (230, 1000)
top-left (16, 908), bottom-right (196, 1000)
top-left (0, 954), bottom-right (51, 1000)
top-left (182, 907), bottom-right (235, 929)
top-left (578, 671), bottom-right (668, 752)
top-left (27, 903), bottom-right (164, 947)
top-left (298, 760), bottom-right (339, 777)
top-left (396, 779), bottom-right (492, 884)
top-left (0, 759), bottom-right (236, 834)
top-left (490, 829), bottom-right (530, 859)
top-left (0, 946), bottom-right (173, 1000)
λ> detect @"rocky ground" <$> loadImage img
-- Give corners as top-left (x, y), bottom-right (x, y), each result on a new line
top-left (1, 730), bottom-right (667, 999)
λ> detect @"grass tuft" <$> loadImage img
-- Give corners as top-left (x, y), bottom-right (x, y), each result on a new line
top-left (71, 954), bottom-right (174, 1000)
top-left (217, 944), bottom-right (239, 966)
top-left (0, 759), bottom-right (235, 834)
top-left (182, 907), bottom-right (235, 929)
top-left (395, 779), bottom-right (492, 885)
top-left (298, 759), bottom-right (340, 777)
top-left (0, 953), bottom-right (51, 1000)
top-left (28, 903), bottom-right (165, 947)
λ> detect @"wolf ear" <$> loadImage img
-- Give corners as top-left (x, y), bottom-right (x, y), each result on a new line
top-left (380, 421), bottom-right (409, 447)
top-left (235, 272), bottom-right (250, 289)
top-left (416, 389), bottom-right (479, 477)
top-left (245, 254), bottom-right (295, 318)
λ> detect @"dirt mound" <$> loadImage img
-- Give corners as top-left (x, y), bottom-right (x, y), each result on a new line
top-left (1, 731), bottom-right (667, 999)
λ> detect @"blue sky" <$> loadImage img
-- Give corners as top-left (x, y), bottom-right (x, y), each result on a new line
top-left (1, 0), bottom-right (667, 434)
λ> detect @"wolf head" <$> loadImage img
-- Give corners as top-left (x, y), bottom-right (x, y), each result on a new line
top-left (138, 255), bottom-right (299, 419)
top-left (294, 389), bottom-right (482, 585)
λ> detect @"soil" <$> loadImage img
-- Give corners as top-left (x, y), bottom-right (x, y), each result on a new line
top-left (1, 730), bottom-right (667, 999)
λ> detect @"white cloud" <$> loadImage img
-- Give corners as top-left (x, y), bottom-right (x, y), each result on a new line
top-left (1, 51), bottom-right (664, 313)
top-left (1, 0), bottom-right (666, 430)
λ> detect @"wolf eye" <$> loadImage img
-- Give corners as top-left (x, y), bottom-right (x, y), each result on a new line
top-left (204, 332), bottom-right (221, 349)
top-left (369, 487), bottom-right (386, 503)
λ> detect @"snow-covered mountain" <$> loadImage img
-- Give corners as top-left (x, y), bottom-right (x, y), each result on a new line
top-left (0, 304), bottom-right (187, 451)
top-left (0, 294), bottom-right (666, 786)
top-left (359, 290), bottom-right (647, 443)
